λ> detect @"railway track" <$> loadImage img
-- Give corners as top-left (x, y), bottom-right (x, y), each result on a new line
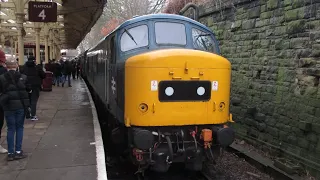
top-left (134, 165), bottom-right (216, 180)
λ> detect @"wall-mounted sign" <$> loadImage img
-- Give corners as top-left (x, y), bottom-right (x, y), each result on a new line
top-left (28, 1), bottom-right (57, 22)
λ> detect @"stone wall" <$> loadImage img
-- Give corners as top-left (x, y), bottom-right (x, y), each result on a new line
top-left (184, 0), bottom-right (320, 177)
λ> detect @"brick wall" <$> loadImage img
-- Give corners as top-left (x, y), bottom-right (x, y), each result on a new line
top-left (183, 0), bottom-right (320, 177)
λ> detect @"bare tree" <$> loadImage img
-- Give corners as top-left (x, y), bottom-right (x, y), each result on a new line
top-left (77, 0), bottom-right (167, 53)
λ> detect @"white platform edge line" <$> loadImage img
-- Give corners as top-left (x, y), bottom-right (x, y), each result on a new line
top-left (83, 79), bottom-right (108, 180)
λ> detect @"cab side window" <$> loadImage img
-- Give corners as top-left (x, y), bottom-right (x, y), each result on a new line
top-left (192, 28), bottom-right (217, 53)
top-left (120, 25), bottom-right (149, 52)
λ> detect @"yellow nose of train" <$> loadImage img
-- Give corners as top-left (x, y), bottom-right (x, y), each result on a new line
top-left (124, 49), bottom-right (232, 127)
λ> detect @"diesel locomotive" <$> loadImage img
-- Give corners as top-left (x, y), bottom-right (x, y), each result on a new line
top-left (79, 14), bottom-right (235, 174)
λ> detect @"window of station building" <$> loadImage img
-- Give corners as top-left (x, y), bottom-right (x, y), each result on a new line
top-left (192, 28), bottom-right (216, 53)
top-left (155, 22), bottom-right (186, 45)
top-left (24, 48), bottom-right (34, 57)
top-left (120, 25), bottom-right (148, 52)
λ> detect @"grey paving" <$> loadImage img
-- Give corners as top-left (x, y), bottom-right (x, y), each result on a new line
top-left (0, 80), bottom-right (98, 180)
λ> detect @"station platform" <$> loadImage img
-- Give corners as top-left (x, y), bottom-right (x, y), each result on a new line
top-left (0, 80), bottom-right (107, 180)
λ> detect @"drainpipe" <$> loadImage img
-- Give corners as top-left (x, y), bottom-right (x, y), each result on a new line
top-left (179, 3), bottom-right (199, 21)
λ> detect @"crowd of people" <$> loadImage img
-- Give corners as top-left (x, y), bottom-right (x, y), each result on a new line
top-left (45, 59), bottom-right (81, 87)
top-left (0, 49), bottom-right (81, 161)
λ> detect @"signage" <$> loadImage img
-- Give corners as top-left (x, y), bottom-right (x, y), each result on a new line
top-left (28, 1), bottom-right (57, 22)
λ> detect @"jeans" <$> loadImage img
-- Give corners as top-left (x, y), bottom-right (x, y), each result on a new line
top-left (54, 76), bottom-right (62, 86)
top-left (62, 74), bottom-right (71, 86)
top-left (30, 88), bottom-right (40, 117)
top-left (4, 109), bottom-right (25, 154)
top-left (0, 107), bottom-right (4, 141)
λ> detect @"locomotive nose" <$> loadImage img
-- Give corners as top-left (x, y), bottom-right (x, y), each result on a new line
top-left (124, 48), bottom-right (232, 127)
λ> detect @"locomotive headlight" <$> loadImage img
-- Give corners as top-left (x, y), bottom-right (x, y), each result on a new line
top-left (165, 87), bottom-right (174, 96)
top-left (139, 103), bottom-right (148, 113)
top-left (197, 86), bottom-right (205, 96)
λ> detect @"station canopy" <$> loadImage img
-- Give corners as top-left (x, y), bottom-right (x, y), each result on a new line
top-left (0, 0), bottom-right (107, 49)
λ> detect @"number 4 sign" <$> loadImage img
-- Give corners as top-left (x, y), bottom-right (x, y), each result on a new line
top-left (38, 10), bottom-right (46, 20)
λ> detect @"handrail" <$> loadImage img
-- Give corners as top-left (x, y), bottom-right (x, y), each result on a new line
top-left (178, 3), bottom-right (199, 21)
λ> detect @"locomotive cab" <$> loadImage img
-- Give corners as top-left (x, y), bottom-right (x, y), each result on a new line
top-left (119, 16), bottom-right (235, 172)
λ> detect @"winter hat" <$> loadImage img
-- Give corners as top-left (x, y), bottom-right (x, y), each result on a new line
top-left (0, 49), bottom-right (6, 63)
top-left (5, 57), bottom-right (18, 69)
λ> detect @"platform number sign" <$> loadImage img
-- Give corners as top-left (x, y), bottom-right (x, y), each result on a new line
top-left (28, 1), bottom-right (57, 22)
top-left (38, 10), bottom-right (46, 20)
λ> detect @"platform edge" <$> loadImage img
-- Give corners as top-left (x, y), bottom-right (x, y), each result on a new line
top-left (83, 79), bottom-right (108, 180)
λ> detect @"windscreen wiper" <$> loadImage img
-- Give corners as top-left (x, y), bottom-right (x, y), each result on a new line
top-left (194, 33), bottom-right (211, 42)
top-left (124, 28), bottom-right (138, 45)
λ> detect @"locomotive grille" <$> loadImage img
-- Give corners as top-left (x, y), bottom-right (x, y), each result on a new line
top-left (158, 81), bottom-right (211, 102)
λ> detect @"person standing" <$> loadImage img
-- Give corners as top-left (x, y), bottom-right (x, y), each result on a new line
top-left (20, 56), bottom-right (45, 121)
top-left (71, 60), bottom-right (76, 80)
top-left (0, 58), bottom-right (30, 161)
top-left (62, 60), bottom-right (72, 87)
top-left (53, 60), bottom-right (62, 86)
top-left (0, 49), bottom-right (8, 153)
top-left (76, 61), bottom-right (81, 79)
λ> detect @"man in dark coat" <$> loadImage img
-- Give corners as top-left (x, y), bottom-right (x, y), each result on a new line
top-left (0, 58), bottom-right (30, 161)
top-left (20, 56), bottom-right (46, 121)
top-left (53, 60), bottom-right (62, 86)
top-left (62, 60), bottom-right (72, 87)
top-left (0, 49), bottom-right (8, 154)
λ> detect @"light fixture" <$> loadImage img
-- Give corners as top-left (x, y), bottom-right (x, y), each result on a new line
top-left (0, 11), bottom-right (7, 16)
top-left (56, 2), bottom-right (62, 6)
top-left (7, 19), bottom-right (15, 23)
top-left (11, 27), bottom-right (17, 30)
top-left (58, 15), bottom-right (64, 19)
top-left (60, 23), bottom-right (64, 26)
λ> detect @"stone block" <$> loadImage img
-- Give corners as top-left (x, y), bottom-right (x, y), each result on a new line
top-left (299, 121), bottom-right (312, 131)
top-left (308, 98), bottom-right (320, 108)
top-left (274, 26), bottom-right (287, 35)
top-left (307, 133), bottom-right (318, 143)
top-left (284, 7), bottom-right (305, 21)
top-left (316, 141), bottom-right (320, 152)
top-left (241, 19), bottom-right (256, 29)
top-left (287, 20), bottom-right (306, 35)
top-left (257, 123), bottom-right (267, 132)
top-left (266, 126), bottom-right (279, 136)
top-left (267, 0), bottom-right (278, 10)
top-left (292, 0), bottom-right (305, 8)
top-left (297, 137), bottom-right (309, 148)
top-left (274, 8), bottom-right (285, 17)
top-left (290, 37), bottom-right (310, 49)
top-left (248, 6), bottom-right (261, 18)
top-left (287, 135), bottom-right (297, 144)
top-left (207, 17), bottom-right (214, 27)
top-left (247, 128), bottom-right (259, 138)
top-left (284, 0), bottom-right (292, 6)
top-left (260, 11), bottom-right (273, 19)
top-left (316, 108), bottom-right (320, 117)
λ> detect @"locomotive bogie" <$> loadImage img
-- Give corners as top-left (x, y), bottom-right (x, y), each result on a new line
top-left (128, 125), bottom-right (235, 172)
